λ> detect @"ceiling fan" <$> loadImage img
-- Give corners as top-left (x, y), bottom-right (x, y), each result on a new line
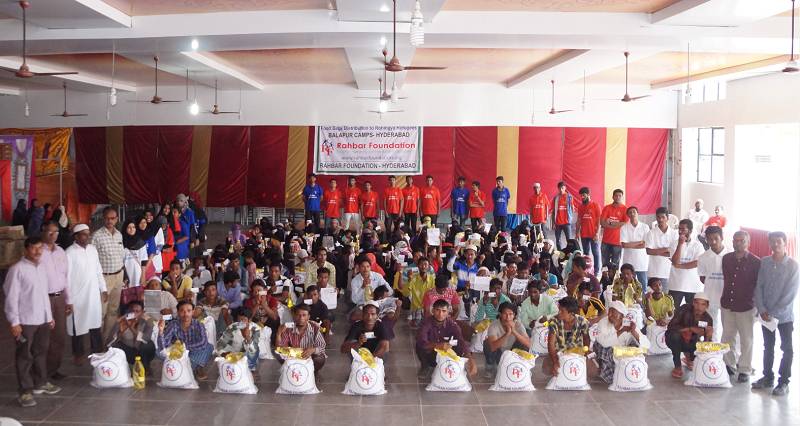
top-left (131, 56), bottom-right (183, 104)
top-left (355, 60), bottom-right (407, 102)
top-left (0, 1), bottom-right (78, 79)
top-left (619, 51), bottom-right (650, 102)
top-left (378, 0), bottom-right (445, 73)
top-left (368, 77), bottom-right (403, 114)
top-left (752, 0), bottom-right (798, 75)
top-left (50, 82), bottom-right (87, 117)
top-left (548, 80), bottom-right (572, 114)
top-left (205, 79), bottom-right (239, 115)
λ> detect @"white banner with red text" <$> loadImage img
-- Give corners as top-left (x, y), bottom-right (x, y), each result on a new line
top-left (314, 126), bottom-right (422, 175)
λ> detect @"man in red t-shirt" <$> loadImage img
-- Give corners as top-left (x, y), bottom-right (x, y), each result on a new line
top-left (360, 181), bottom-right (379, 223)
top-left (600, 188), bottom-right (628, 275)
top-left (468, 180), bottom-right (486, 231)
top-left (402, 176), bottom-right (421, 232)
top-left (323, 179), bottom-right (343, 230)
top-left (551, 181), bottom-right (577, 250)
top-left (576, 187), bottom-right (602, 275)
top-left (383, 175), bottom-right (403, 234)
top-left (527, 182), bottom-right (550, 239)
top-left (343, 176), bottom-right (362, 233)
top-left (420, 175), bottom-right (441, 225)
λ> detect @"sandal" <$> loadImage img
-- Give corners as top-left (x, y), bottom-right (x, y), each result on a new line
top-left (671, 368), bottom-right (684, 379)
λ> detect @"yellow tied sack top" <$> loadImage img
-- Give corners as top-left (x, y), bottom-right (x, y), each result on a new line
top-left (563, 346), bottom-right (589, 356)
top-left (358, 348), bottom-right (377, 369)
top-left (612, 346), bottom-right (648, 358)
top-left (275, 346), bottom-right (305, 359)
top-left (286, 297), bottom-right (294, 308)
top-left (474, 319), bottom-right (492, 333)
top-left (546, 288), bottom-right (559, 297)
top-left (695, 342), bottom-right (731, 353)
top-left (168, 340), bottom-right (185, 360)
top-left (512, 348), bottom-right (537, 361)
top-left (434, 347), bottom-right (461, 361)
top-left (224, 352), bottom-right (245, 363)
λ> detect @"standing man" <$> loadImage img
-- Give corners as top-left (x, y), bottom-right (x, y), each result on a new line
top-left (551, 181), bottom-right (575, 251)
top-left (697, 226), bottom-right (730, 343)
top-left (620, 206), bottom-right (650, 291)
top-left (468, 181), bottom-right (486, 231)
top-left (491, 176), bottom-right (511, 232)
top-left (323, 178), bottom-right (343, 231)
top-left (91, 206), bottom-right (124, 339)
top-left (343, 176), bottom-right (362, 233)
top-left (752, 231), bottom-right (799, 396)
top-left (40, 221), bottom-right (71, 380)
top-left (600, 189), bottom-right (628, 276)
top-left (686, 199), bottom-right (709, 240)
top-left (420, 175), bottom-right (441, 225)
top-left (302, 173), bottom-right (323, 232)
top-left (576, 187), bottom-right (601, 276)
top-left (720, 230), bottom-right (760, 384)
top-left (68, 224), bottom-right (107, 364)
top-left (383, 175), bottom-right (403, 234)
top-left (4, 237), bottom-right (61, 407)
top-left (176, 193), bottom-right (198, 254)
top-left (450, 176), bottom-right (469, 227)
top-left (668, 219), bottom-right (705, 307)
top-left (402, 176), bottom-right (421, 232)
top-left (528, 182), bottom-right (550, 240)
top-left (360, 180), bottom-right (379, 225)
top-left (646, 207), bottom-right (677, 292)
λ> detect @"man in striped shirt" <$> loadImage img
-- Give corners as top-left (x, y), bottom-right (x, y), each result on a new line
top-left (277, 304), bottom-right (327, 372)
top-left (91, 206), bottom-right (124, 339)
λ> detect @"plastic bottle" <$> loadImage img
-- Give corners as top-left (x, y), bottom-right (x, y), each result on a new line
top-left (133, 355), bottom-right (146, 390)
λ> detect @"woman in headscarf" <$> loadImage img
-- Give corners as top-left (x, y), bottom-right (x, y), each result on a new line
top-left (122, 218), bottom-right (148, 287)
top-left (227, 223), bottom-right (247, 250)
top-left (12, 199), bottom-right (27, 227)
top-left (26, 198), bottom-right (45, 238)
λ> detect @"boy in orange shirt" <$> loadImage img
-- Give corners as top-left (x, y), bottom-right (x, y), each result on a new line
top-left (383, 176), bottom-right (403, 234)
top-left (323, 179), bottom-right (343, 231)
top-left (468, 180), bottom-right (486, 231)
top-left (600, 188), bottom-right (628, 276)
top-left (420, 175), bottom-right (441, 226)
top-left (402, 176), bottom-right (421, 232)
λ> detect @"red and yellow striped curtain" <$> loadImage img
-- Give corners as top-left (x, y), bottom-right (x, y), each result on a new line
top-left (73, 125), bottom-right (668, 213)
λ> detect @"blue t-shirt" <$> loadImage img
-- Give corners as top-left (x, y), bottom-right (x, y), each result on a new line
top-left (302, 184), bottom-right (323, 212)
top-left (492, 187), bottom-right (511, 216)
top-left (533, 272), bottom-right (559, 286)
top-left (451, 187), bottom-right (469, 216)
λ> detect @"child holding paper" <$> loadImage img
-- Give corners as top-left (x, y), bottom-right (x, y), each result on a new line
top-left (473, 279), bottom-right (512, 324)
top-left (407, 257), bottom-right (435, 327)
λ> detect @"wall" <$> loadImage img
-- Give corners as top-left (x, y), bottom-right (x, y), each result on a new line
top-left (675, 72), bottom-right (800, 233)
top-left (0, 82), bottom-right (677, 128)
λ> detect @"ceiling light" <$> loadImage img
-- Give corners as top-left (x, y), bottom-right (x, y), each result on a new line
top-left (191, 39), bottom-right (199, 50)
top-left (378, 99), bottom-right (388, 113)
top-left (109, 87), bottom-right (117, 106)
top-left (379, 4), bottom-right (390, 12)
top-left (390, 81), bottom-right (399, 102)
top-left (380, 36), bottom-right (387, 47)
top-left (410, 0), bottom-right (424, 46)
top-left (24, 101), bottom-right (30, 117)
top-left (189, 101), bottom-right (200, 115)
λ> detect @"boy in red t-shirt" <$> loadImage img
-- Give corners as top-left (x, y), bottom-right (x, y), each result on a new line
top-left (468, 180), bottom-right (486, 231)
top-left (402, 176), bottom-right (421, 232)
top-left (420, 175), bottom-right (441, 225)
top-left (600, 188), bottom-right (628, 275)
top-left (343, 176), bottom-right (362, 233)
top-left (383, 175), bottom-right (403, 234)
top-left (360, 181), bottom-right (379, 222)
top-left (528, 182), bottom-right (550, 239)
top-left (576, 187), bottom-right (602, 276)
top-left (323, 179), bottom-right (343, 230)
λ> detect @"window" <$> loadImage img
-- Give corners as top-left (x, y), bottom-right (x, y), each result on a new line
top-left (684, 80), bottom-right (727, 104)
top-left (697, 127), bottom-right (724, 183)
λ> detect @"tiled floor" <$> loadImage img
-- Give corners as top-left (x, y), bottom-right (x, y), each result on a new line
top-left (1, 304), bottom-right (798, 426)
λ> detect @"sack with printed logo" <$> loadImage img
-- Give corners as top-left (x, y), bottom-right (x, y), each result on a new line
top-left (213, 353), bottom-right (258, 394)
top-left (489, 349), bottom-right (537, 392)
top-left (625, 305), bottom-right (645, 331)
top-left (257, 325), bottom-right (275, 360)
top-left (545, 352), bottom-right (591, 391)
top-left (684, 343), bottom-right (731, 388)
top-left (609, 347), bottom-right (652, 392)
top-left (589, 323), bottom-right (601, 347)
top-left (275, 348), bottom-right (321, 395)
top-left (89, 348), bottom-right (133, 388)
top-left (426, 348), bottom-right (472, 392)
top-left (646, 324), bottom-right (671, 355)
top-left (470, 319), bottom-right (492, 353)
top-left (157, 341), bottom-right (199, 389)
top-left (529, 324), bottom-right (549, 355)
top-left (342, 348), bottom-right (386, 396)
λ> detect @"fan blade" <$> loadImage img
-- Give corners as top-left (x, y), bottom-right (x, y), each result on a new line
top-left (128, 100), bottom-right (155, 103)
top-left (33, 71), bottom-right (78, 76)
top-left (0, 67), bottom-right (17, 74)
top-left (215, 111), bottom-right (239, 114)
top-left (354, 96), bottom-right (379, 99)
top-left (403, 66), bottom-right (447, 71)
top-left (368, 110), bottom-right (404, 113)
top-left (373, 57), bottom-right (388, 65)
top-left (159, 100), bottom-right (183, 103)
top-left (550, 109), bottom-right (574, 114)
top-left (65, 113), bottom-right (89, 117)
top-left (629, 95), bottom-right (651, 101)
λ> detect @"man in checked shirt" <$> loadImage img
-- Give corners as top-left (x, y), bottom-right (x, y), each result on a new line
top-left (276, 304), bottom-right (327, 372)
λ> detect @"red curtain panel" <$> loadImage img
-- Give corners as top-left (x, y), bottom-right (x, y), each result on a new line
top-left (248, 126), bottom-right (289, 207)
top-left (157, 126), bottom-right (193, 204)
top-left (123, 126), bottom-right (159, 203)
top-left (563, 127), bottom-right (606, 203)
top-left (206, 126), bottom-right (251, 207)
top-left (626, 128), bottom-right (668, 214)
top-left (516, 127), bottom-right (564, 213)
top-left (74, 127), bottom-right (108, 203)
top-left (454, 126), bottom-right (498, 213)
top-left (422, 127), bottom-right (455, 209)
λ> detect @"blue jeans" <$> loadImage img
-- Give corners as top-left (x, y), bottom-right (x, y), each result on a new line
top-left (246, 350), bottom-right (259, 371)
top-left (581, 238), bottom-right (601, 275)
top-left (762, 322), bottom-right (793, 384)
top-left (635, 271), bottom-right (648, 293)
top-left (601, 243), bottom-right (622, 271)
top-left (554, 224), bottom-right (572, 250)
top-left (493, 215), bottom-right (507, 232)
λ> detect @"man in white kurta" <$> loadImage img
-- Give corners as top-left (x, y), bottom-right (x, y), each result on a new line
top-left (697, 226), bottom-right (730, 343)
top-left (66, 224), bottom-right (107, 364)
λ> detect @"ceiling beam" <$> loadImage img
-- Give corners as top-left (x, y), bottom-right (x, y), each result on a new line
top-left (0, 85), bottom-right (21, 96)
top-left (73, 0), bottom-right (132, 28)
top-left (650, 54), bottom-right (791, 89)
top-left (651, 0), bottom-right (795, 27)
top-left (336, 0), bottom-right (446, 23)
top-left (180, 51), bottom-right (265, 90)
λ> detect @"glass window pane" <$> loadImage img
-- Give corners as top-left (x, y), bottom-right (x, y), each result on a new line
top-left (706, 82), bottom-right (719, 102)
top-left (698, 128), bottom-right (712, 155)
top-left (712, 128), bottom-right (725, 154)
top-left (698, 155), bottom-right (712, 182)
top-left (712, 156), bottom-right (724, 183)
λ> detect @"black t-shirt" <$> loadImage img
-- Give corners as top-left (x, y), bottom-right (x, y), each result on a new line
top-left (345, 320), bottom-right (388, 353)
top-left (668, 304), bottom-right (713, 334)
top-left (309, 300), bottom-right (329, 324)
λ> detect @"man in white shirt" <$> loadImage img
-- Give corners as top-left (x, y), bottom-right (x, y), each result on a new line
top-left (668, 219), bottom-right (705, 307)
top-left (66, 224), bottom-right (107, 365)
top-left (350, 257), bottom-right (391, 307)
top-left (686, 199), bottom-right (709, 240)
top-left (620, 206), bottom-right (650, 293)
top-left (697, 226), bottom-right (730, 343)
top-left (646, 207), bottom-right (678, 292)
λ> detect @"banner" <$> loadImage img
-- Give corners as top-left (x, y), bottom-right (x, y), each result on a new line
top-left (314, 126), bottom-right (422, 175)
